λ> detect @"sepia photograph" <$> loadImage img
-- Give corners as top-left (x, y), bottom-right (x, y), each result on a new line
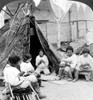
top-left (0, 0), bottom-right (93, 100)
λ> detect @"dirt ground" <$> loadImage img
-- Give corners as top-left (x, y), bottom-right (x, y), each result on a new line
top-left (1, 78), bottom-right (93, 100)
top-left (40, 80), bottom-right (93, 100)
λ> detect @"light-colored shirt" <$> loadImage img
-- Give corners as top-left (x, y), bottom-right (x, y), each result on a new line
top-left (20, 62), bottom-right (34, 73)
top-left (58, 51), bottom-right (67, 59)
top-left (61, 54), bottom-right (78, 68)
top-left (36, 55), bottom-right (49, 67)
top-left (77, 55), bottom-right (93, 69)
top-left (3, 64), bottom-right (23, 86)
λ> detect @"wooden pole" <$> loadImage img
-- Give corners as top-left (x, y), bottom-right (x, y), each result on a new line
top-left (57, 20), bottom-right (61, 48)
top-left (6, 6), bottom-right (13, 17)
top-left (14, 3), bottom-right (21, 15)
top-left (2, 9), bottom-right (12, 17)
top-left (76, 21), bottom-right (79, 39)
top-left (68, 9), bottom-right (72, 41)
top-left (29, 3), bottom-right (33, 16)
top-left (85, 20), bottom-right (88, 33)
top-left (46, 23), bottom-right (48, 41)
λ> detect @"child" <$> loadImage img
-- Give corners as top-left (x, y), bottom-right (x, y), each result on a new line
top-left (20, 54), bottom-right (34, 74)
top-left (35, 49), bottom-right (50, 75)
top-left (74, 48), bottom-right (93, 82)
top-left (20, 54), bottom-right (41, 86)
top-left (58, 46), bottom-right (78, 81)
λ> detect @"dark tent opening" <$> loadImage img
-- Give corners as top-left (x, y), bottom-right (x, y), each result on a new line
top-left (29, 16), bottom-right (58, 73)
top-left (29, 23), bottom-right (52, 71)
top-left (29, 16), bottom-right (44, 69)
top-left (0, 15), bottom-right (60, 74)
top-left (30, 34), bottom-right (42, 69)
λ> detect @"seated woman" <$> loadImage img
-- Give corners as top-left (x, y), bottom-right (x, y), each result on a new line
top-left (74, 48), bottom-right (93, 82)
top-left (20, 54), bottom-right (41, 86)
top-left (20, 54), bottom-right (34, 74)
top-left (35, 49), bottom-right (50, 75)
top-left (3, 55), bottom-right (45, 99)
top-left (58, 46), bottom-right (78, 81)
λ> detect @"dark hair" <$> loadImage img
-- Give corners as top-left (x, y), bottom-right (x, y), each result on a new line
top-left (39, 49), bottom-right (44, 53)
top-left (60, 42), bottom-right (66, 45)
top-left (31, 16), bottom-right (35, 19)
top-left (23, 54), bottom-right (32, 62)
top-left (66, 46), bottom-right (74, 52)
top-left (82, 48), bottom-right (90, 54)
top-left (31, 16), bottom-right (35, 22)
top-left (8, 55), bottom-right (21, 65)
top-left (4, 19), bottom-right (9, 24)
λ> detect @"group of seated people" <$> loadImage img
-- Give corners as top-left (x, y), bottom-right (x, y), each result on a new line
top-left (2, 45), bottom-right (93, 99)
top-left (58, 46), bottom-right (93, 82)
top-left (2, 49), bottom-right (50, 100)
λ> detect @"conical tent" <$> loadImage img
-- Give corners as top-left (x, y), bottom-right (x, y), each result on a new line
top-left (1, 0), bottom-right (93, 75)
top-left (0, 4), bottom-right (60, 74)
top-left (0, 17), bottom-right (30, 70)
top-left (30, 16), bottom-right (60, 73)
top-left (0, 3), bottom-right (32, 72)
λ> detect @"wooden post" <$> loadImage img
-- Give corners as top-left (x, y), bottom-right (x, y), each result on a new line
top-left (85, 21), bottom-right (88, 33)
top-left (76, 21), bottom-right (79, 39)
top-left (46, 23), bottom-right (48, 41)
top-left (68, 9), bottom-right (72, 41)
top-left (57, 20), bottom-right (61, 48)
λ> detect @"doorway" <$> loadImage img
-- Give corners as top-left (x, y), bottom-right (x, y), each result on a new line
top-left (30, 34), bottom-right (42, 69)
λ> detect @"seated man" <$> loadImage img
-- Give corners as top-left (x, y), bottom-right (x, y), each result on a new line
top-left (58, 46), bottom-right (78, 81)
top-left (35, 49), bottom-right (50, 75)
top-left (3, 55), bottom-right (45, 99)
top-left (74, 48), bottom-right (93, 82)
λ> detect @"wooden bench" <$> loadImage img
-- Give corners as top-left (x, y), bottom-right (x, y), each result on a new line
top-left (79, 70), bottom-right (92, 81)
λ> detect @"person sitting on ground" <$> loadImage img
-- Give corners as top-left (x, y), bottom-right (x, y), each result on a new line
top-left (57, 42), bottom-right (68, 59)
top-left (20, 54), bottom-right (34, 74)
top-left (35, 49), bottom-right (50, 75)
top-left (58, 46), bottom-right (78, 81)
top-left (57, 42), bottom-right (67, 52)
top-left (20, 54), bottom-right (41, 86)
top-left (73, 48), bottom-right (93, 82)
top-left (3, 55), bottom-right (45, 99)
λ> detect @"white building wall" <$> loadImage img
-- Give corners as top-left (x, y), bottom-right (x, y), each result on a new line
top-left (3, 3), bottom-right (93, 44)
top-left (34, 4), bottom-right (93, 44)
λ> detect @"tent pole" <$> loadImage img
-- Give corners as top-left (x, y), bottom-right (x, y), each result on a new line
top-left (2, 9), bottom-right (12, 17)
top-left (30, 2), bottom-right (33, 16)
top-left (6, 6), bottom-right (13, 17)
top-left (14, 3), bottom-right (21, 15)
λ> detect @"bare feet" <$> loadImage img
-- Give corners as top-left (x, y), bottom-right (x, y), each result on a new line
top-left (67, 78), bottom-right (73, 81)
top-left (73, 79), bottom-right (78, 82)
top-left (39, 94), bottom-right (46, 99)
